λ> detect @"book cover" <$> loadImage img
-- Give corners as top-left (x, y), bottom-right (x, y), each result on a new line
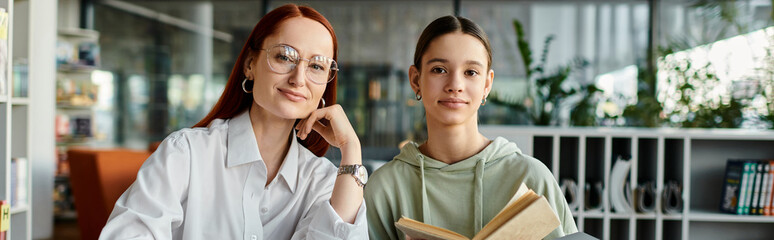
top-left (766, 161), bottom-right (774, 216)
top-left (394, 183), bottom-right (560, 240)
top-left (13, 158), bottom-right (28, 206)
top-left (0, 200), bottom-right (9, 239)
top-left (719, 160), bottom-right (745, 214)
top-left (742, 162), bottom-right (756, 214)
top-left (0, 8), bottom-right (7, 97)
top-left (9, 160), bottom-right (16, 207)
top-left (758, 163), bottom-right (770, 216)
top-left (750, 162), bottom-right (763, 215)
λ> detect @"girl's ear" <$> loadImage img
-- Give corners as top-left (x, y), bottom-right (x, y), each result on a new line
top-left (484, 69), bottom-right (494, 97)
top-left (409, 65), bottom-right (421, 93)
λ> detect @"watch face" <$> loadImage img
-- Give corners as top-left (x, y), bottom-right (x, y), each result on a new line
top-left (357, 166), bottom-right (368, 183)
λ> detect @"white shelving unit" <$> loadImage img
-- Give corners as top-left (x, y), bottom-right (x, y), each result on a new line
top-left (480, 126), bottom-right (774, 240)
top-left (0, 0), bottom-right (32, 239)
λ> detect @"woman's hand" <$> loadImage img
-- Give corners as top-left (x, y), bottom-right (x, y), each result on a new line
top-left (298, 104), bottom-right (364, 224)
top-left (295, 104), bottom-right (360, 152)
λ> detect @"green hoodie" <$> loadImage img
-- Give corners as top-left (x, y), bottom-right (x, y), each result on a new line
top-left (365, 137), bottom-right (578, 240)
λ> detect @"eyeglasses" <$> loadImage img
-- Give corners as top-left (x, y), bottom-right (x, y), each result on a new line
top-left (261, 44), bottom-right (338, 85)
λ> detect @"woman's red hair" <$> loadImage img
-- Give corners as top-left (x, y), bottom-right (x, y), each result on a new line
top-left (193, 4), bottom-right (338, 157)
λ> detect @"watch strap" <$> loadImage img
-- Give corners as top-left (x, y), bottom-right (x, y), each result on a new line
top-left (338, 164), bottom-right (366, 187)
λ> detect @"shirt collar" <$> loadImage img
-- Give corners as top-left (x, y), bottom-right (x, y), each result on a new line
top-left (277, 131), bottom-right (299, 193)
top-left (226, 110), bottom-right (299, 193)
top-left (227, 110), bottom-right (261, 168)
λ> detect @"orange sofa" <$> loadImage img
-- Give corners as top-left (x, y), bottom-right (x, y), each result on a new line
top-left (67, 148), bottom-right (152, 240)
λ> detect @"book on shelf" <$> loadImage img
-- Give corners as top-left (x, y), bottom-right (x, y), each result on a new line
top-left (760, 163), bottom-right (772, 216)
top-left (720, 159), bottom-right (774, 215)
top-left (742, 161), bottom-right (755, 215)
top-left (753, 163), bottom-right (766, 215)
top-left (9, 158), bottom-right (28, 208)
top-left (1, 200), bottom-right (9, 240)
top-left (0, 8), bottom-right (8, 97)
top-left (766, 162), bottom-right (774, 216)
top-left (394, 183), bottom-right (560, 240)
top-left (750, 163), bottom-right (763, 215)
top-left (12, 62), bottom-right (28, 98)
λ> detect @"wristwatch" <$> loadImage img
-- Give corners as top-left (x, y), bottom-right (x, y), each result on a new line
top-left (338, 164), bottom-right (368, 187)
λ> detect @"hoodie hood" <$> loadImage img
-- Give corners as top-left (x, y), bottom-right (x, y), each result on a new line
top-left (392, 137), bottom-right (522, 234)
top-left (394, 137), bottom-right (521, 170)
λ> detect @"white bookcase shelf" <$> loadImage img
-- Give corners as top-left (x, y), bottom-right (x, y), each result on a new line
top-left (9, 97), bottom-right (27, 105)
top-left (480, 126), bottom-right (774, 240)
top-left (9, 203), bottom-right (27, 214)
top-left (0, 0), bottom-right (32, 239)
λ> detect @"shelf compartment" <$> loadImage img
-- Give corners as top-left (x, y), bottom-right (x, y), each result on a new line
top-left (583, 218), bottom-right (604, 239)
top-left (637, 138), bottom-right (658, 185)
top-left (559, 136), bottom-right (579, 181)
top-left (10, 211), bottom-right (29, 239)
top-left (11, 105), bottom-right (28, 158)
top-left (689, 139), bottom-right (774, 213)
top-left (663, 219), bottom-right (682, 240)
top-left (637, 219), bottom-right (656, 240)
top-left (584, 137), bottom-right (606, 213)
top-left (533, 136), bottom-right (553, 171)
top-left (663, 138), bottom-right (685, 184)
top-left (610, 219), bottom-right (630, 240)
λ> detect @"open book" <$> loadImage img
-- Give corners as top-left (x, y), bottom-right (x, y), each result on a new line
top-left (395, 183), bottom-right (560, 240)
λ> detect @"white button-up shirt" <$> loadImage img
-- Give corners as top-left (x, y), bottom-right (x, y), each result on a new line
top-left (100, 110), bottom-right (368, 239)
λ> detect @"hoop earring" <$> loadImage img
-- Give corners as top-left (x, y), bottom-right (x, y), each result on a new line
top-left (415, 91), bottom-right (422, 101)
top-left (319, 98), bottom-right (326, 109)
top-left (242, 78), bottom-right (253, 93)
top-left (481, 97), bottom-right (487, 106)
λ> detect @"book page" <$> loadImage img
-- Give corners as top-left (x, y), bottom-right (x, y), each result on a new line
top-left (473, 192), bottom-right (540, 240)
top-left (395, 217), bottom-right (470, 240)
top-left (508, 183), bottom-right (530, 207)
top-left (484, 196), bottom-right (561, 240)
top-left (488, 182), bottom-right (530, 221)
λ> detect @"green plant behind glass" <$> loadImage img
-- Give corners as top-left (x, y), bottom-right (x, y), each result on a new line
top-left (489, 19), bottom-right (598, 126)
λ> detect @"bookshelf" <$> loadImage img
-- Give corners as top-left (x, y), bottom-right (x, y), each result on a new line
top-left (0, 0), bottom-right (32, 239)
top-left (53, 27), bottom-right (103, 221)
top-left (480, 126), bottom-right (774, 240)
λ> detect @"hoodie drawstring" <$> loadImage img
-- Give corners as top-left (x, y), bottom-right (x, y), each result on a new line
top-left (474, 159), bottom-right (485, 234)
top-left (419, 155), bottom-right (431, 224)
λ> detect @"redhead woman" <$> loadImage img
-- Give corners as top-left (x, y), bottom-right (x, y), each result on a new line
top-left (100, 4), bottom-right (368, 239)
top-left (365, 16), bottom-right (577, 240)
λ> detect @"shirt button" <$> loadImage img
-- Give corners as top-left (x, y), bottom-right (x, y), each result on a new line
top-left (251, 192), bottom-right (256, 199)
top-left (251, 235), bottom-right (257, 240)
top-left (260, 207), bottom-right (268, 214)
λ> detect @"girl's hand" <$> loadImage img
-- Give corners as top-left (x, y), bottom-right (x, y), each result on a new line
top-left (296, 104), bottom-right (360, 151)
